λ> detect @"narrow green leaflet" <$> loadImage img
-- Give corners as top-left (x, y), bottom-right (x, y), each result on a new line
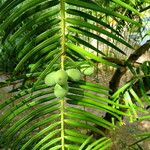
top-left (66, 42), bottom-right (117, 67)
top-left (111, 0), bottom-right (141, 15)
top-left (65, 0), bottom-right (141, 26)
top-left (66, 18), bottom-right (132, 51)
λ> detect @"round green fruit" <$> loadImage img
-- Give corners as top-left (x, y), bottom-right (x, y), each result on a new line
top-left (83, 66), bottom-right (94, 76)
top-left (80, 64), bottom-right (90, 72)
top-left (44, 72), bottom-right (56, 86)
top-left (55, 70), bottom-right (68, 85)
top-left (66, 69), bottom-right (81, 81)
top-left (80, 64), bottom-right (94, 76)
top-left (54, 84), bottom-right (68, 98)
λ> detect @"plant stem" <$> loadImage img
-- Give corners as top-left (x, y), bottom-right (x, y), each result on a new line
top-left (60, 0), bottom-right (66, 149)
top-left (60, 99), bottom-right (65, 150)
top-left (60, 0), bottom-right (66, 71)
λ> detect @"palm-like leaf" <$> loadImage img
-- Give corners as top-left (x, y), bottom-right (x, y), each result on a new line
top-left (0, 0), bottom-right (145, 149)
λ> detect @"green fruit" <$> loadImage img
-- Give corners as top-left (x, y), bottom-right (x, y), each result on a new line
top-left (55, 70), bottom-right (68, 85)
top-left (44, 72), bottom-right (56, 86)
top-left (83, 66), bottom-right (94, 76)
top-left (54, 84), bottom-right (68, 98)
top-left (80, 64), bottom-right (90, 71)
top-left (80, 64), bottom-right (94, 76)
top-left (66, 69), bottom-right (81, 81)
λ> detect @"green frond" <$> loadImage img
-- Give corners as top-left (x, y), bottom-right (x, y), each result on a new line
top-left (0, 0), bottom-right (147, 149)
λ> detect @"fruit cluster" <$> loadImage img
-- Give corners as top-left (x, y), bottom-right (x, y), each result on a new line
top-left (44, 64), bottom-right (94, 98)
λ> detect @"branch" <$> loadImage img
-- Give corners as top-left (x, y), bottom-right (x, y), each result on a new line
top-left (103, 57), bottom-right (125, 66)
top-left (109, 40), bottom-right (150, 94)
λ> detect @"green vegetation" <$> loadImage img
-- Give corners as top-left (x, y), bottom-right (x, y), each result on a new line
top-left (0, 0), bottom-right (150, 149)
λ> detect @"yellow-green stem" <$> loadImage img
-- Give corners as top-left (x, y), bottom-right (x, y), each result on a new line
top-left (60, 99), bottom-right (65, 150)
top-left (60, 0), bottom-right (66, 70)
top-left (60, 0), bottom-right (66, 149)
